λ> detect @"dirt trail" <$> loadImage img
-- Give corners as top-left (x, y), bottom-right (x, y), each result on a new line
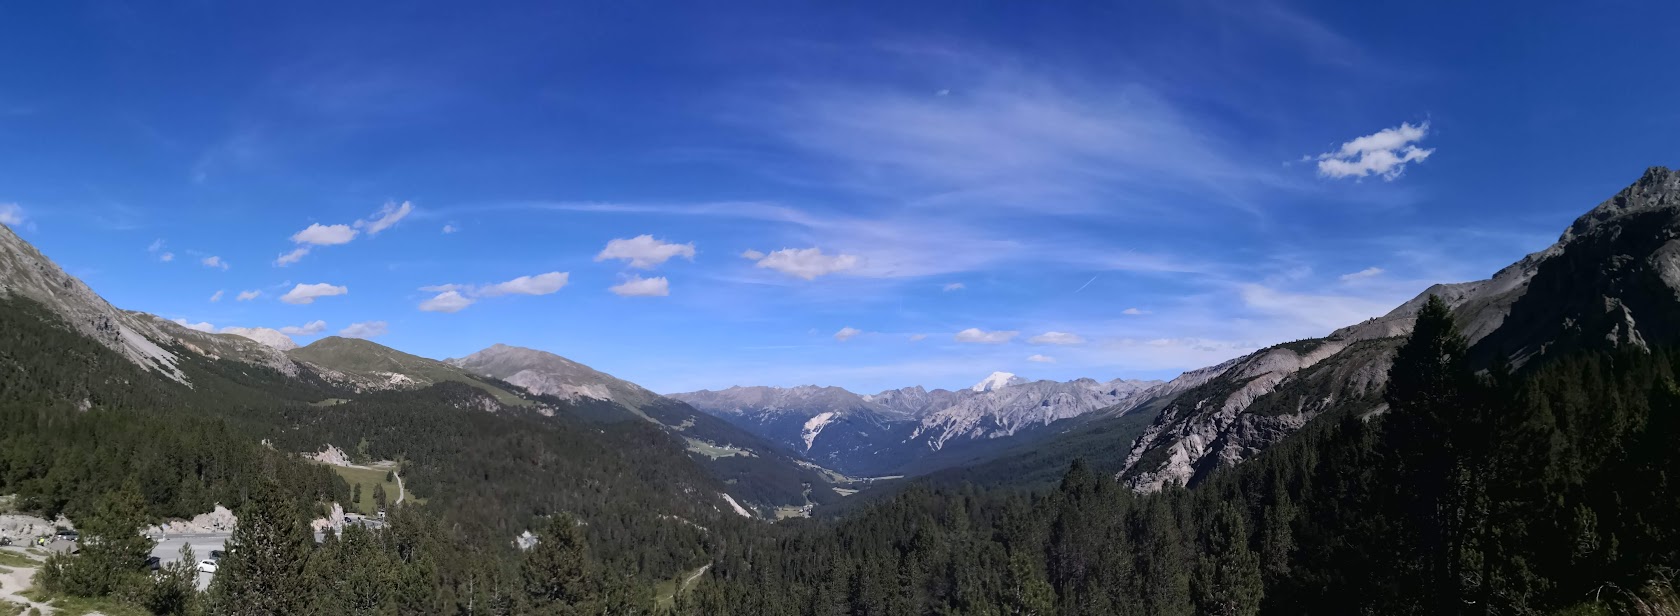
top-left (0, 549), bottom-right (56, 614)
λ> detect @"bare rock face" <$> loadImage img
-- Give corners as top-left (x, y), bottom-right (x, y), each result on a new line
top-left (0, 223), bottom-right (187, 383)
top-left (138, 313), bottom-right (303, 377)
top-left (447, 344), bottom-right (659, 408)
top-left (1118, 167), bottom-right (1680, 492)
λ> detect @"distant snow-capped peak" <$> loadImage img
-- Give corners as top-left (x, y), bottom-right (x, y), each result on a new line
top-left (971, 371), bottom-right (1026, 392)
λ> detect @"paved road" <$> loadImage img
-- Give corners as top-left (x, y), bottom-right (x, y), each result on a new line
top-left (150, 532), bottom-right (231, 591)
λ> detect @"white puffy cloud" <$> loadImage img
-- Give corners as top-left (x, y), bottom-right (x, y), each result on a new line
top-left (834, 327), bottom-right (862, 342)
top-left (943, 282), bottom-right (966, 291)
top-left (291, 223), bottom-right (358, 245)
top-left (909, 333), bottom-right (928, 342)
top-left (442, 224), bottom-right (457, 234)
top-left (172, 318), bottom-right (216, 333)
top-left (1029, 331), bottom-right (1085, 345)
top-left (209, 290), bottom-right (224, 302)
top-left (280, 282), bottom-right (348, 305)
top-left (609, 275), bottom-right (669, 297)
top-left (159, 252), bottom-right (175, 262)
top-left (416, 272), bottom-right (568, 312)
top-left (1027, 354), bottom-right (1056, 363)
top-left (237, 290), bottom-right (262, 301)
top-left (0, 203), bottom-right (25, 226)
top-left (201, 256), bottom-right (230, 271)
top-left (1314, 121), bottom-right (1433, 181)
top-left (356, 201), bottom-right (413, 235)
top-left (740, 249), bottom-right (765, 260)
top-left (419, 291), bottom-right (475, 313)
top-left (274, 246), bottom-right (311, 266)
top-left (339, 321), bottom-right (389, 339)
top-left (279, 320), bottom-right (327, 335)
top-left (1122, 307), bottom-right (1150, 315)
top-left (746, 247), bottom-right (860, 280)
top-left (954, 328), bottom-right (1018, 344)
top-left (1339, 267), bottom-right (1385, 282)
top-left (595, 235), bottom-right (696, 269)
top-left (481, 272), bottom-right (569, 297)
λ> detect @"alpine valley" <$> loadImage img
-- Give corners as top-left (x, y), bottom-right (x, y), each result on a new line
top-left (7, 167), bottom-right (1680, 615)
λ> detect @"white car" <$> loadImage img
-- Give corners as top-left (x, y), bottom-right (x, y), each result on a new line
top-left (197, 559), bottom-right (218, 574)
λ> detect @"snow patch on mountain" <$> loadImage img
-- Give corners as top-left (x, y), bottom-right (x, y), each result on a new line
top-left (971, 371), bottom-right (1026, 392)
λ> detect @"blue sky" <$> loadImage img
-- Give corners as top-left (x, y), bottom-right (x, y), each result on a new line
top-left (2, 1), bottom-right (1676, 394)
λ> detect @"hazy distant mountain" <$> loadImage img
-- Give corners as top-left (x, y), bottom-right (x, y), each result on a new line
top-left (672, 372), bottom-right (1161, 476)
top-left (1116, 167), bottom-right (1680, 491)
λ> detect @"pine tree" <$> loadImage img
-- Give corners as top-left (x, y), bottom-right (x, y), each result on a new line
top-left (1193, 501), bottom-right (1263, 616)
top-left (207, 477), bottom-right (313, 615)
top-left (522, 513), bottom-right (599, 613)
top-left (373, 483), bottom-right (388, 510)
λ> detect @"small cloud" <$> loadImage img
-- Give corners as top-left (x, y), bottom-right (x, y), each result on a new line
top-left (419, 272), bottom-right (569, 312)
top-left (0, 203), bottom-right (26, 227)
top-left (339, 321), bottom-right (389, 339)
top-left (355, 201), bottom-right (413, 235)
top-left (201, 256), bottom-right (230, 271)
top-left (1339, 267), bottom-right (1385, 282)
top-left (171, 318), bottom-right (216, 333)
top-left (955, 328), bottom-right (1018, 344)
top-left (943, 282), bottom-right (966, 292)
top-left (1027, 354), bottom-right (1056, 363)
top-left (209, 290), bottom-right (225, 303)
top-left (936, 89), bottom-right (951, 97)
top-left (419, 290), bottom-right (475, 313)
top-left (480, 272), bottom-right (569, 297)
top-left (275, 246), bottom-right (311, 266)
top-left (595, 235), bottom-right (696, 269)
top-left (236, 290), bottom-right (262, 301)
top-left (746, 247), bottom-right (860, 280)
top-left (279, 282), bottom-right (348, 305)
top-left (159, 252), bottom-right (175, 262)
top-left (147, 239), bottom-right (166, 253)
top-left (909, 333), bottom-right (928, 342)
top-left (609, 275), bottom-right (670, 297)
top-left (1314, 121), bottom-right (1433, 181)
top-left (442, 224), bottom-right (457, 234)
top-left (279, 320), bottom-right (327, 335)
top-left (1122, 307), bottom-right (1150, 315)
top-left (740, 249), bottom-right (765, 260)
top-left (834, 327), bottom-right (863, 342)
top-left (291, 223), bottom-right (358, 246)
top-left (1029, 331), bottom-right (1085, 345)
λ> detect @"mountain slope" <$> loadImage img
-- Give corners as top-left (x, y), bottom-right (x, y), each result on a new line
top-left (1117, 166), bottom-right (1680, 491)
top-left (0, 224), bottom-right (185, 382)
top-left (447, 344), bottom-right (839, 512)
top-left (289, 336), bottom-right (530, 406)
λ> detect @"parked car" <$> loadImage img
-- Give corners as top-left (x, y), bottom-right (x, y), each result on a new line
top-left (54, 530), bottom-right (78, 542)
top-left (144, 556), bottom-right (161, 572)
top-left (197, 559), bottom-right (218, 574)
top-left (209, 550), bottom-right (226, 561)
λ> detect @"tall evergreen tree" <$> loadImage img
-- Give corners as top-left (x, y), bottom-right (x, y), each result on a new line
top-left (207, 476), bottom-right (314, 615)
top-left (522, 513), bottom-right (599, 613)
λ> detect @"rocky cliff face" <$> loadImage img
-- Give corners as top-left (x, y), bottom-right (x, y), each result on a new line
top-left (0, 223), bottom-right (187, 383)
top-left (1117, 167), bottom-right (1680, 491)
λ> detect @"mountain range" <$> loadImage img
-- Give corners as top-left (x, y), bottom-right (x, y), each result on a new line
top-left (671, 372), bottom-right (1161, 476)
top-left (3, 166), bottom-right (1677, 514)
